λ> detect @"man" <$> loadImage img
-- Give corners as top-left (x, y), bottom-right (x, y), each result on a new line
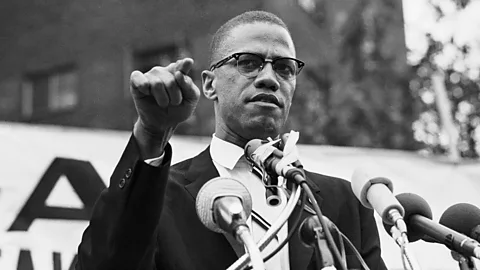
top-left (76, 10), bottom-right (387, 270)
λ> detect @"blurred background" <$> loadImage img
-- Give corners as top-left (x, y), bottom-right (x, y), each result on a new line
top-left (1, 0), bottom-right (480, 159)
top-left (0, 0), bottom-right (479, 269)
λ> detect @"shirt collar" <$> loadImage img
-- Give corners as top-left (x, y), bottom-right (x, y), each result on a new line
top-left (210, 134), bottom-right (245, 170)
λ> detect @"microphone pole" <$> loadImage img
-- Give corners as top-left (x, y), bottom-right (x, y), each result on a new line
top-left (351, 169), bottom-right (422, 270)
top-left (235, 225), bottom-right (265, 270)
top-left (299, 215), bottom-right (346, 270)
top-left (451, 251), bottom-right (477, 270)
top-left (388, 225), bottom-right (422, 270)
top-left (313, 234), bottom-right (336, 270)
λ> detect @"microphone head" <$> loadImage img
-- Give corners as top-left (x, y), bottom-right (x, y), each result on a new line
top-left (351, 166), bottom-right (394, 209)
top-left (440, 203), bottom-right (480, 238)
top-left (195, 177), bottom-right (252, 233)
top-left (383, 193), bottom-right (433, 242)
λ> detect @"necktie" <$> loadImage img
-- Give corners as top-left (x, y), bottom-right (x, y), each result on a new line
top-left (235, 157), bottom-right (290, 270)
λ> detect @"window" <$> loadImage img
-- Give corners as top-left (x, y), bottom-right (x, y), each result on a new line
top-left (22, 67), bottom-right (79, 118)
top-left (0, 78), bottom-right (20, 118)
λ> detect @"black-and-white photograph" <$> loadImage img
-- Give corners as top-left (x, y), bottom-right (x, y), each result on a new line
top-left (0, 0), bottom-right (479, 269)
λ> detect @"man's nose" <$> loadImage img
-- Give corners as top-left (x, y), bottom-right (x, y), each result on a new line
top-left (253, 63), bottom-right (280, 91)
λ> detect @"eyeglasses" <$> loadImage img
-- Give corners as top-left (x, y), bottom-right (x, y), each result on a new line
top-left (209, 52), bottom-right (305, 81)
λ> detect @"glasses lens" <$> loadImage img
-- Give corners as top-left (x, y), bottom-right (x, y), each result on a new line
top-left (237, 54), bottom-right (263, 76)
top-left (273, 59), bottom-right (297, 80)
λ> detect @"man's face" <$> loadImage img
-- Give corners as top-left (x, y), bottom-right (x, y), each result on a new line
top-left (209, 22), bottom-right (297, 142)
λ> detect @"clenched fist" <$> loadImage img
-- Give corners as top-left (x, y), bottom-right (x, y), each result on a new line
top-left (130, 58), bottom-right (201, 158)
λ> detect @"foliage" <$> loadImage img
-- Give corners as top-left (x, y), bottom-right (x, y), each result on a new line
top-left (409, 0), bottom-right (480, 159)
top-left (287, 0), bottom-right (420, 150)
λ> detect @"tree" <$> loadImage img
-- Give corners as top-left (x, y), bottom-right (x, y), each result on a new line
top-left (287, 0), bottom-right (419, 150)
top-left (408, 0), bottom-right (480, 159)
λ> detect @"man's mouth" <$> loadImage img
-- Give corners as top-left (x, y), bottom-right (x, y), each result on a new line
top-left (249, 93), bottom-right (282, 107)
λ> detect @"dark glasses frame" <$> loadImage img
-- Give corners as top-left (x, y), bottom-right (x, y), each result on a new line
top-left (209, 52), bottom-right (305, 80)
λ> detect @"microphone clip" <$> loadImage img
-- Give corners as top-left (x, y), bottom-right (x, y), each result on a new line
top-left (249, 153), bottom-right (285, 207)
top-left (245, 132), bottom-right (305, 205)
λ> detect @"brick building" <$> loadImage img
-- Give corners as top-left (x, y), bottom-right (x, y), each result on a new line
top-left (0, 0), bottom-right (408, 142)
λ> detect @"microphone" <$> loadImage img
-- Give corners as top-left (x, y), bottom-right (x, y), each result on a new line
top-left (244, 139), bottom-right (304, 181)
top-left (383, 193), bottom-right (433, 243)
top-left (351, 167), bottom-right (406, 233)
top-left (440, 203), bottom-right (480, 243)
top-left (440, 204), bottom-right (480, 270)
top-left (393, 193), bottom-right (480, 259)
top-left (195, 177), bottom-right (252, 236)
top-left (196, 177), bottom-right (266, 269)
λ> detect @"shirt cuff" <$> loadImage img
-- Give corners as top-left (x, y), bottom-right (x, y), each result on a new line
top-left (144, 152), bottom-right (165, 167)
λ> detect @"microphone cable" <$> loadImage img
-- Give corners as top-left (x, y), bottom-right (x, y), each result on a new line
top-left (244, 172), bottom-right (370, 270)
top-left (292, 172), bottom-right (348, 270)
top-left (335, 228), bottom-right (370, 270)
top-left (401, 244), bottom-right (411, 270)
top-left (227, 182), bottom-right (303, 270)
top-left (244, 189), bottom-right (307, 270)
top-left (390, 226), bottom-right (420, 270)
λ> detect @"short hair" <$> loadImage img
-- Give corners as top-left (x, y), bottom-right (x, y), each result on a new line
top-left (209, 11), bottom-right (291, 66)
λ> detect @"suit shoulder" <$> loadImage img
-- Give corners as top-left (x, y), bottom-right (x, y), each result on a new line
top-left (305, 171), bottom-right (351, 189)
top-left (305, 171), bottom-right (358, 201)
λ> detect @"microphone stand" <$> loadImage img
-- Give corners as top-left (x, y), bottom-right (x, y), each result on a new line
top-left (451, 251), bottom-right (478, 270)
top-left (314, 232), bottom-right (337, 270)
top-left (236, 226), bottom-right (265, 270)
top-left (299, 216), bottom-right (337, 270)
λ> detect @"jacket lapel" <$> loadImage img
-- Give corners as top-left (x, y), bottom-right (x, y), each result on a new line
top-left (184, 146), bottom-right (219, 199)
top-left (183, 146), bottom-right (242, 268)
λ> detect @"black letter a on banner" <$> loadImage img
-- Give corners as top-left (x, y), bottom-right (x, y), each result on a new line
top-left (8, 157), bottom-right (107, 231)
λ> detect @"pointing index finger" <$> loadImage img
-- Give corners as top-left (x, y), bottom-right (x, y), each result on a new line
top-left (176, 58), bottom-right (194, 75)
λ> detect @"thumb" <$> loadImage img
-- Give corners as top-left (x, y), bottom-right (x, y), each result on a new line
top-left (130, 70), bottom-right (150, 96)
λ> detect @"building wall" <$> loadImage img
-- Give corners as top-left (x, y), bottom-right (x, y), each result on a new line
top-left (0, 0), bottom-right (261, 129)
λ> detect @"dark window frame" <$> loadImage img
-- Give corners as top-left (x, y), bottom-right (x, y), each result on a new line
top-left (21, 64), bottom-right (79, 121)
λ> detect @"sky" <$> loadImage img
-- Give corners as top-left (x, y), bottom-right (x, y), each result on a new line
top-left (403, 0), bottom-right (480, 78)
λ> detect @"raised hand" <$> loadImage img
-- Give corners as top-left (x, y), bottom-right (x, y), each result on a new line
top-left (130, 58), bottom-right (201, 158)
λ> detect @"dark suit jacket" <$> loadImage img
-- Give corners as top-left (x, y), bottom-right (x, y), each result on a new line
top-left (76, 136), bottom-right (387, 270)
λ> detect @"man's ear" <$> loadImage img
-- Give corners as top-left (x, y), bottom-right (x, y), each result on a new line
top-left (201, 70), bottom-right (218, 100)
